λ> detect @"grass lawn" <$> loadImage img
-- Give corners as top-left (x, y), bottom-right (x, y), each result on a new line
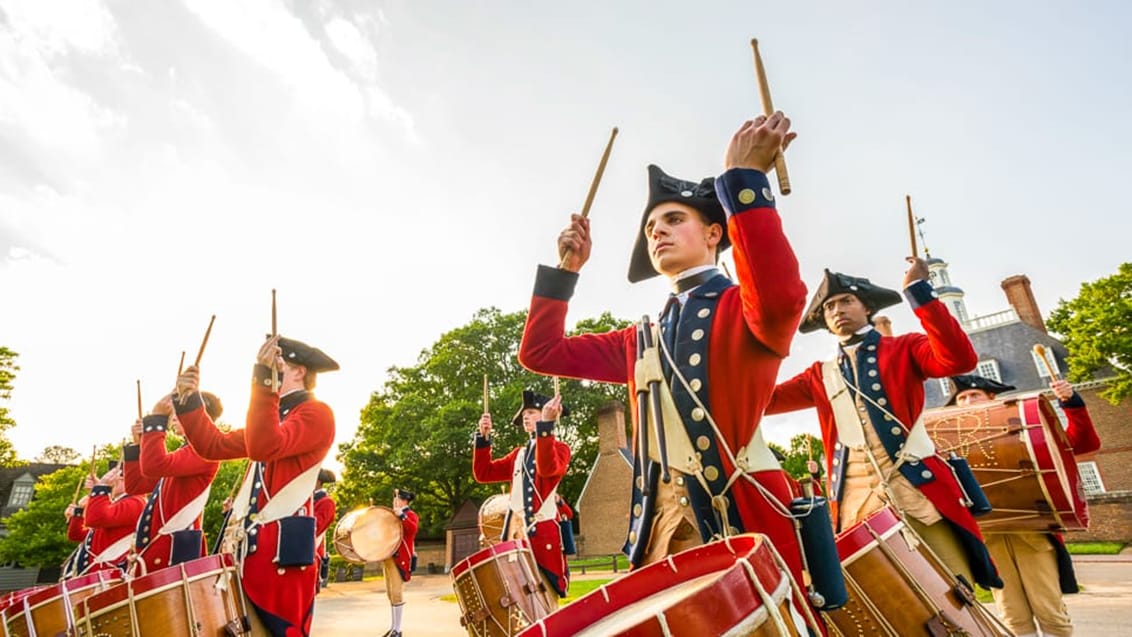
top-left (1066, 541), bottom-right (1125, 555)
top-left (569, 554), bottom-right (630, 573)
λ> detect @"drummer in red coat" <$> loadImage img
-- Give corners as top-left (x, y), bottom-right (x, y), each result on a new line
top-left (313, 468), bottom-right (336, 591)
top-left (949, 374), bottom-right (1100, 636)
top-left (518, 114), bottom-right (821, 618)
top-left (63, 493), bottom-right (93, 577)
top-left (765, 265), bottom-right (1003, 590)
top-left (381, 488), bottom-right (419, 637)
top-left (174, 335), bottom-right (337, 637)
top-left (121, 392), bottom-right (222, 575)
top-left (82, 466), bottom-right (147, 574)
top-left (473, 390), bottom-right (572, 597)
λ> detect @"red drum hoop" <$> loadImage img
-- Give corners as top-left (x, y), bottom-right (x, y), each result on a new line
top-left (2, 569), bottom-right (121, 637)
top-left (924, 393), bottom-right (1088, 532)
top-left (518, 534), bottom-right (815, 637)
top-left (452, 538), bottom-right (556, 636)
top-left (823, 506), bottom-right (1010, 636)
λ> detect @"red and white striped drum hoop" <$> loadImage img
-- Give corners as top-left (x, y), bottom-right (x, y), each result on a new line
top-left (823, 506), bottom-right (1010, 636)
top-left (924, 393), bottom-right (1088, 532)
top-left (2, 569), bottom-right (121, 637)
top-left (74, 553), bottom-right (266, 636)
top-left (451, 538), bottom-right (556, 637)
top-left (519, 534), bottom-right (814, 637)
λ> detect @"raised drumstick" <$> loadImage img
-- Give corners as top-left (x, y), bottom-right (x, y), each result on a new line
top-left (193, 315), bottom-right (216, 367)
top-left (1033, 344), bottom-right (1060, 381)
top-left (751, 39), bottom-right (791, 195)
top-left (906, 195), bottom-right (918, 258)
top-left (559, 127), bottom-right (619, 268)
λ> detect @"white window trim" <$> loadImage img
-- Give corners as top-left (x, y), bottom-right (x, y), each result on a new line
top-left (1077, 461), bottom-right (1105, 495)
top-left (1032, 346), bottom-right (1061, 378)
top-left (975, 359), bottom-right (1002, 383)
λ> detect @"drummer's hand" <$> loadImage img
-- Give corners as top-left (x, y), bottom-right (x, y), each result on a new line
top-left (95, 467), bottom-right (117, 487)
top-left (557, 214), bottom-right (591, 273)
top-left (65, 503), bottom-right (77, 521)
top-left (256, 336), bottom-right (283, 368)
top-left (176, 366), bottom-right (200, 398)
top-left (478, 414), bottom-right (493, 438)
top-left (902, 257), bottom-right (929, 288)
top-left (724, 112), bottom-right (796, 173)
top-left (131, 419), bottom-right (144, 444)
top-left (541, 395), bottom-right (563, 422)
top-left (151, 393), bottom-right (174, 417)
top-left (1050, 379), bottom-right (1075, 402)
top-left (84, 475), bottom-right (96, 491)
top-left (222, 497), bottom-right (232, 513)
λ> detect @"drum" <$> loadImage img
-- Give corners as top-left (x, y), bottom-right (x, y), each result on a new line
top-left (74, 553), bottom-right (266, 636)
top-left (3, 569), bottom-right (121, 637)
top-left (333, 506), bottom-right (402, 563)
top-left (451, 538), bottom-right (557, 637)
top-left (923, 393), bottom-right (1088, 532)
top-left (518, 534), bottom-right (820, 637)
top-left (822, 506), bottom-right (1010, 636)
top-left (478, 493), bottom-right (510, 547)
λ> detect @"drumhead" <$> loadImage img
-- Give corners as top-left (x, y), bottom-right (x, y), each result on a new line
top-left (478, 493), bottom-right (509, 545)
top-left (334, 506), bottom-right (402, 563)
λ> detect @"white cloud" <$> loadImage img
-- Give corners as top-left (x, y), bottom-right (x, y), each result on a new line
top-left (0, 0), bottom-right (121, 57)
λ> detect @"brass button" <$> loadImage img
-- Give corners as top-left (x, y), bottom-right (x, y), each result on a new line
top-left (628, 531), bottom-right (637, 544)
top-left (871, 383), bottom-right (882, 391)
top-left (696, 436), bottom-right (711, 451)
top-left (633, 504), bottom-right (642, 516)
top-left (691, 329), bottom-right (705, 341)
top-left (675, 476), bottom-right (685, 487)
top-left (877, 398), bottom-right (888, 406)
top-left (738, 188), bottom-right (756, 204)
top-left (679, 496), bottom-right (689, 506)
top-left (689, 353), bottom-right (702, 366)
top-left (921, 470), bottom-right (933, 479)
top-left (691, 407), bottom-right (705, 421)
top-left (868, 370), bottom-right (877, 377)
top-left (704, 466), bottom-right (720, 482)
top-left (697, 308), bottom-right (711, 319)
top-left (890, 426), bottom-right (902, 436)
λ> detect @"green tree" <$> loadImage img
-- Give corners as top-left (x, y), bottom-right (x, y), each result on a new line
top-left (337, 308), bottom-right (630, 536)
top-left (768, 433), bottom-right (826, 481)
top-left (36, 445), bottom-right (82, 464)
top-left (1047, 263), bottom-right (1132, 404)
top-left (0, 347), bottom-right (22, 466)
top-left (0, 464), bottom-right (99, 566)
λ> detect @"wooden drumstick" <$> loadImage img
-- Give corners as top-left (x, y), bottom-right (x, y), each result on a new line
top-left (193, 315), bottom-right (216, 367)
top-left (177, 351), bottom-right (185, 377)
top-left (553, 377), bottom-right (561, 423)
top-left (906, 195), bottom-right (918, 258)
top-left (559, 127), bottom-right (619, 269)
top-left (721, 260), bottom-right (734, 281)
top-left (271, 290), bottom-right (280, 392)
top-left (136, 380), bottom-right (143, 420)
top-left (751, 39), bottom-right (791, 196)
top-left (482, 374), bottom-right (489, 414)
top-left (1033, 344), bottom-right (1060, 381)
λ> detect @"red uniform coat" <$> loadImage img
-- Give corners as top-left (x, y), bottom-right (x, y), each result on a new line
top-left (473, 426), bottom-right (571, 595)
top-left (84, 488), bottom-right (146, 573)
top-left (518, 169), bottom-right (811, 591)
top-left (313, 490), bottom-right (336, 560)
top-left (122, 423), bottom-right (220, 573)
top-left (1049, 391), bottom-right (1101, 592)
top-left (391, 507), bottom-right (419, 582)
top-left (177, 383), bottom-right (334, 637)
top-left (765, 290), bottom-right (1007, 588)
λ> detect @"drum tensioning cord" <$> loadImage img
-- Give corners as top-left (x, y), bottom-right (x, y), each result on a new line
top-left (459, 547), bottom-right (543, 636)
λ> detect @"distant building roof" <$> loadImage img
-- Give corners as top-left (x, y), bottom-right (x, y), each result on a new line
top-left (0, 463), bottom-right (71, 519)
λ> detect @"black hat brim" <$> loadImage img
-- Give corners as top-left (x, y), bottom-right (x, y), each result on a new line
top-left (945, 375), bottom-right (1017, 406)
top-left (799, 269), bottom-right (903, 334)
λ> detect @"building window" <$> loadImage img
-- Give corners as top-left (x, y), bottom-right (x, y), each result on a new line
top-left (1032, 346), bottom-right (1061, 378)
top-left (938, 378), bottom-right (954, 400)
top-left (952, 301), bottom-right (968, 323)
top-left (976, 359), bottom-right (1002, 383)
top-left (1077, 461), bottom-right (1105, 495)
top-left (8, 482), bottom-right (34, 508)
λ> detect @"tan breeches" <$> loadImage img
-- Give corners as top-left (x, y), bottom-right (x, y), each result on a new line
top-left (986, 533), bottom-right (1073, 636)
top-left (383, 558), bottom-right (405, 605)
top-left (640, 470), bottom-right (703, 566)
top-left (907, 516), bottom-right (975, 589)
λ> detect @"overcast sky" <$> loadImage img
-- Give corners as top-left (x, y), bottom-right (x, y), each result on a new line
top-left (2, 1), bottom-right (1129, 468)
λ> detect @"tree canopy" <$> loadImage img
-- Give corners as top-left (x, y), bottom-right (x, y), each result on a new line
top-left (337, 307), bottom-right (630, 536)
top-left (1047, 262), bottom-right (1132, 404)
top-left (0, 347), bottom-right (22, 466)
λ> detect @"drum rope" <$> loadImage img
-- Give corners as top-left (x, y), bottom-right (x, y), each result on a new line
top-left (738, 557), bottom-right (793, 635)
top-left (838, 572), bottom-right (902, 636)
top-left (864, 522), bottom-right (968, 634)
top-left (460, 553), bottom-right (521, 636)
top-left (759, 537), bottom-right (827, 636)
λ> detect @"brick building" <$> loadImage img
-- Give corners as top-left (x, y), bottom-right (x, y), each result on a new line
top-left (574, 402), bottom-right (632, 557)
top-left (919, 256), bottom-right (1131, 541)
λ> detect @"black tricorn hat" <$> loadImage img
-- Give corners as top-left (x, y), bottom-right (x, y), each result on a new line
top-left (799, 269), bottom-right (903, 334)
top-left (511, 390), bottom-right (571, 426)
top-left (278, 336), bottom-right (340, 373)
top-left (201, 391), bottom-right (223, 421)
top-left (317, 468), bottom-right (337, 484)
top-left (946, 375), bottom-right (1016, 406)
top-left (627, 165), bottom-right (728, 283)
top-left (395, 488), bottom-right (415, 502)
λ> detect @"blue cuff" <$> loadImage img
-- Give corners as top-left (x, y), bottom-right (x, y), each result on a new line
top-left (173, 391), bottom-right (203, 415)
top-left (91, 485), bottom-right (112, 497)
top-left (1059, 392), bottom-right (1085, 408)
top-left (252, 364), bottom-right (279, 389)
top-left (142, 414), bottom-right (169, 433)
top-left (533, 265), bottom-right (578, 301)
top-left (474, 433), bottom-right (492, 449)
top-left (123, 444), bottom-right (141, 462)
top-left (903, 280), bottom-right (938, 310)
top-left (73, 507), bottom-right (84, 516)
top-left (714, 168), bottom-right (775, 217)
top-left (536, 420), bottom-right (556, 438)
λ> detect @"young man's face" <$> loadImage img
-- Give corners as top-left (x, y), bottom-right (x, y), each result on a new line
top-left (520, 407), bottom-right (541, 433)
top-left (644, 202), bottom-right (721, 277)
top-left (280, 362), bottom-right (307, 392)
top-left (393, 495), bottom-right (408, 509)
top-left (955, 389), bottom-right (994, 407)
top-left (823, 293), bottom-right (871, 337)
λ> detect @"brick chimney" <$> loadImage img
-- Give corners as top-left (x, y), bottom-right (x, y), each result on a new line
top-left (1001, 275), bottom-right (1047, 333)
top-left (596, 401), bottom-right (628, 453)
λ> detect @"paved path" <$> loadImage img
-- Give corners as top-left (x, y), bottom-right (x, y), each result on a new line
top-left (312, 557), bottom-right (1132, 635)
